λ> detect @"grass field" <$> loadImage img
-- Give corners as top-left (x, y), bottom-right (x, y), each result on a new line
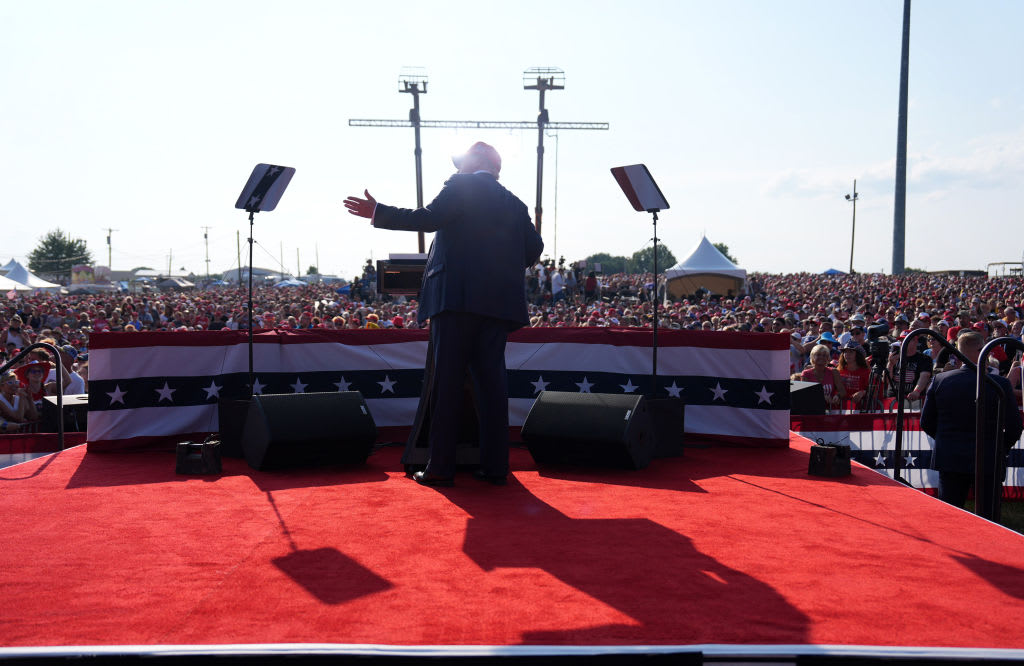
top-left (964, 500), bottom-right (1024, 535)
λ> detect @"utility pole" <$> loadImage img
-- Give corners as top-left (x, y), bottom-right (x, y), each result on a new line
top-left (296, 248), bottom-right (300, 278)
top-left (349, 67), bottom-right (607, 239)
top-left (201, 226), bottom-right (211, 281)
top-left (105, 228), bottom-right (118, 271)
top-left (167, 250), bottom-right (172, 277)
top-left (236, 231), bottom-right (242, 284)
top-left (845, 180), bottom-right (858, 273)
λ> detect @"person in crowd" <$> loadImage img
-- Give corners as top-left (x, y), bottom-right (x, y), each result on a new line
top-left (0, 369), bottom-right (38, 426)
top-left (837, 342), bottom-right (871, 409)
top-left (921, 331), bottom-right (1023, 509)
top-left (14, 360), bottom-right (51, 409)
top-left (583, 271), bottom-right (598, 302)
top-left (45, 345), bottom-right (86, 396)
top-left (800, 343), bottom-right (846, 409)
top-left (787, 331), bottom-right (806, 375)
top-left (551, 268), bottom-right (565, 303)
top-left (887, 331), bottom-right (932, 402)
top-left (1007, 358), bottom-right (1022, 404)
top-left (4, 315), bottom-right (32, 348)
top-left (816, 330), bottom-right (839, 361)
top-left (344, 140), bottom-right (543, 487)
top-left (924, 335), bottom-right (950, 373)
top-left (990, 319), bottom-right (1014, 374)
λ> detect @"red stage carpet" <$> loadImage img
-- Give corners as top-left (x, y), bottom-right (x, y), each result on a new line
top-left (2, 433), bottom-right (1024, 651)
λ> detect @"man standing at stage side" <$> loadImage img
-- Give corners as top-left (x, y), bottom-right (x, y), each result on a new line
top-left (344, 141), bottom-right (543, 487)
top-left (920, 331), bottom-right (1022, 509)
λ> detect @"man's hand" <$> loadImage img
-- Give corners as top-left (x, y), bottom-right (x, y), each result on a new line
top-left (343, 190), bottom-right (377, 219)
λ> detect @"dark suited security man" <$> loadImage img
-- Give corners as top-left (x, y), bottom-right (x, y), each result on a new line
top-left (920, 331), bottom-right (1022, 508)
top-left (344, 141), bottom-right (544, 487)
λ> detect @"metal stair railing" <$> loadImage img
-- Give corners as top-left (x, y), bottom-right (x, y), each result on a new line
top-left (894, 329), bottom-right (975, 485)
top-left (975, 336), bottom-right (1024, 521)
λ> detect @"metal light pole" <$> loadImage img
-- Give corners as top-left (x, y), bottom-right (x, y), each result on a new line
top-left (105, 228), bottom-right (118, 272)
top-left (845, 180), bottom-right (858, 273)
top-left (892, 0), bottom-right (911, 274)
top-left (201, 226), bottom-right (211, 281)
top-left (524, 67), bottom-right (564, 234)
top-left (399, 68), bottom-right (428, 253)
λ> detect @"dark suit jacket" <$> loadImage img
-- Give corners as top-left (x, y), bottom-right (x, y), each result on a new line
top-left (920, 367), bottom-right (1023, 473)
top-left (373, 172), bottom-right (544, 329)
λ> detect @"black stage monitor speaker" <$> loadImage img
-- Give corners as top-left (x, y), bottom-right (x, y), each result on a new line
top-left (789, 380), bottom-right (825, 415)
top-left (41, 394), bottom-right (89, 432)
top-left (521, 392), bottom-right (654, 470)
top-left (241, 392), bottom-right (377, 471)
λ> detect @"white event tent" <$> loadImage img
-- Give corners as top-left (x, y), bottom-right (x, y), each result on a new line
top-left (0, 274), bottom-right (32, 292)
top-left (664, 236), bottom-right (747, 300)
top-left (2, 260), bottom-right (64, 292)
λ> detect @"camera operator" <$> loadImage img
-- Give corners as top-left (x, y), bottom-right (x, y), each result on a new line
top-left (887, 330), bottom-right (932, 403)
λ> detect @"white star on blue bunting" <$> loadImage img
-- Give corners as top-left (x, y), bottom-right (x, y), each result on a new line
top-left (335, 376), bottom-right (352, 392)
top-left (664, 381), bottom-right (683, 398)
top-left (155, 381), bottom-right (176, 403)
top-left (291, 377), bottom-right (307, 393)
top-left (710, 382), bottom-right (728, 401)
top-left (203, 381), bottom-right (221, 400)
top-left (531, 376), bottom-right (550, 394)
top-left (107, 385), bottom-right (126, 406)
top-left (378, 375), bottom-right (397, 394)
top-left (575, 377), bottom-right (595, 393)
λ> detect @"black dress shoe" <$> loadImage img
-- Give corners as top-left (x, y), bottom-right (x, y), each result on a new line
top-left (472, 470), bottom-right (508, 486)
top-left (413, 471), bottom-right (454, 487)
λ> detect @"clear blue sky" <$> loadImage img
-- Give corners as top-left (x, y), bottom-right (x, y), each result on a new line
top-left (2, 0), bottom-right (1021, 278)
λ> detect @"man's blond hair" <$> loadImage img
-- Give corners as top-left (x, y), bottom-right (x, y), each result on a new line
top-left (957, 331), bottom-right (984, 354)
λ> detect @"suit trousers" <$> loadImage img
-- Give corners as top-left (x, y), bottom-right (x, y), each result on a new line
top-left (424, 311), bottom-right (511, 478)
top-left (937, 471), bottom-right (973, 509)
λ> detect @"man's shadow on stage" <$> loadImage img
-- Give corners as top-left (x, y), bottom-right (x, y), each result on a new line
top-left (433, 478), bottom-right (811, 644)
top-left (65, 450), bottom-right (390, 490)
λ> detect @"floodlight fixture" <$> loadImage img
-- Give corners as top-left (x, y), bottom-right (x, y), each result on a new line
top-left (399, 66), bottom-right (428, 94)
top-left (523, 66), bottom-right (565, 91)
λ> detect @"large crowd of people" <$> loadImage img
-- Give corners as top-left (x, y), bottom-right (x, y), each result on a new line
top-left (2, 263), bottom-right (1023, 429)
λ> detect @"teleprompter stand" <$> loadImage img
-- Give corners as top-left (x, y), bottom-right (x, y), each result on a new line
top-left (611, 164), bottom-right (684, 456)
top-left (218, 164), bottom-right (296, 457)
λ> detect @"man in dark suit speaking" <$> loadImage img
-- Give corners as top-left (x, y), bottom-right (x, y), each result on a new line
top-left (344, 142), bottom-right (544, 487)
top-left (920, 331), bottom-right (1022, 508)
